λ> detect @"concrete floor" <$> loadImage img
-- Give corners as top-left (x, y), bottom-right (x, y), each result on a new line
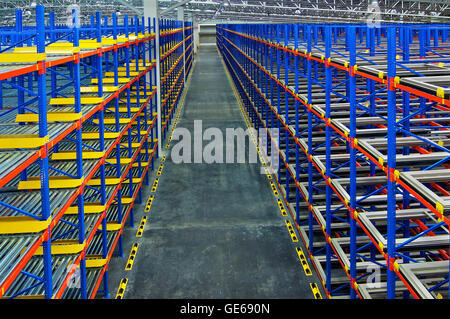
top-left (107, 45), bottom-right (320, 299)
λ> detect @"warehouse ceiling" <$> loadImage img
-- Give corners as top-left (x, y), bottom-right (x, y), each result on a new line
top-left (162, 0), bottom-right (450, 23)
top-left (0, 0), bottom-right (449, 26)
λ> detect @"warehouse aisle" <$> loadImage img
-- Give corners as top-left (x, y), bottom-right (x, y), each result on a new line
top-left (108, 46), bottom-right (319, 298)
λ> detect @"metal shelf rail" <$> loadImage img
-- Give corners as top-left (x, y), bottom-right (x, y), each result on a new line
top-left (217, 23), bottom-right (449, 299)
top-left (0, 5), bottom-right (192, 299)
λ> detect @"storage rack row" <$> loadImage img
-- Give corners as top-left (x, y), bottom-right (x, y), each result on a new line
top-left (160, 18), bottom-right (194, 141)
top-left (217, 23), bottom-right (450, 299)
top-left (0, 5), bottom-right (192, 299)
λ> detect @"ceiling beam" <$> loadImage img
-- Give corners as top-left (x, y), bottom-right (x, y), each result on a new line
top-left (159, 0), bottom-right (192, 15)
top-left (116, 0), bottom-right (143, 15)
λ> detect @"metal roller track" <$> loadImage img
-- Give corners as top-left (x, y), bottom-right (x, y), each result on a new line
top-left (83, 186), bottom-right (116, 205)
top-left (0, 234), bottom-right (41, 287)
top-left (61, 267), bottom-right (102, 299)
top-left (2, 160), bottom-right (99, 189)
top-left (3, 255), bottom-right (76, 298)
top-left (0, 150), bottom-right (38, 180)
top-left (0, 189), bottom-right (75, 218)
top-left (52, 213), bottom-right (102, 242)
top-left (298, 208), bottom-right (447, 299)
top-left (107, 146), bottom-right (145, 158)
top-left (0, 122), bottom-right (73, 148)
top-left (86, 231), bottom-right (118, 256)
top-left (82, 123), bottom-right (127, 135)
top-left (52, 139), bottom-right (115, 153)
top-left (102, 163), bottom-right (127, 178)
top-left (106, 204), bottom-right (130, 222)
top-left (121, 183), bottom-right (140, 198)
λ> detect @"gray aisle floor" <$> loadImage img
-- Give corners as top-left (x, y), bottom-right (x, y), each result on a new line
top-left (107, 45), bottom-right (321, 299)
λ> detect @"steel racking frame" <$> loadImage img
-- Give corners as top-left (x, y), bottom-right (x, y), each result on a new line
top-left (159, 18), bottom-right (193, 141)
top-left (0, 5), bottom-right (192, 299)
top-left (218, 22), bottom-right (450, 299)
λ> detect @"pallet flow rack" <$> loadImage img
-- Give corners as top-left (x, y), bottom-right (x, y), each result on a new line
top-left (0, 5), bottom-right (192, 299)
top-left (160, 19), bottom-right (193, 141)
top-left (218, 23), bottom-right (450, 299)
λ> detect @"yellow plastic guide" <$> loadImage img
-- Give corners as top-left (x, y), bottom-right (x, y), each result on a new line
top-left (156, 164), bottom-right (164, 176)
top-left (105, 71), bottom-right (140, 77)
top-left (80, 86), bottom-right (119, 93)
top-left (125, 243), bottom-right (139, 270)
top-left (116, 36), bottom-right (129, 43)
top-left (15, 112), bottom-right (82, 123)
top-left (134, 162), bottom-right (148, 168)
top-left (310, 283), bottom-right (323, 299)
top-left (151, 178), bottom-right (159, 192)
top-left (119, 142), bottom-right (141, 148)
top-left (277, 199), bottom-right (287, 216)
top-left (0, 52), bottom-right (46, 63)
top-left (49, 97), bottom-right (104, 105)
top-left (35, 240), bottom-right (85, 255)
top-left (18, 176), bottom-right (84, 190)
top-left (285, 220), bottom-right (299, 242)
top-left (0, 135), bottom-right (48, 149)
top-left (87, 178), bottom-right (121, 186)
top-left (115, 278), bottom-right (128, 299)
top-left (0, 216), bottom-right (51, 234)
top-left (116, 106), bottom-right (140, 113)
top-left (92, 117), bottom-right (131, 125)
top-left (296, 247), bottom-right (312, 276)
top-left (121, 197), bottom-right (133, 205)
top-left (52, 151), bottom-right (105, 160)
top-left (82, 132), bottom-right (120, 140)
top-left (79, 40), bottom-right (102, 49)
top-left (101, 38), bottom-right (117, 46)
top-left (14, 46), bottom-right (80, 54)
top-left (118, 66), bottom-right (147, 71)
top-left (65, 204), bottom-right (105, 215)
top-left (270, 182), bottom-right (279, 196)
top-left (144, 195), bottom-right (154, 213)
top-left (136, 217), bottom-right (147, 238)
top-left (123, 129), bottom-right (149, 136)
top-left (107, 158), bottom-right (133, 165)
top-left (85, 258), bottom-right (107, 268)
top-left (99, 222), bottom-right (121, 231)
top-left (91, 77), bottom-right (130, 84)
